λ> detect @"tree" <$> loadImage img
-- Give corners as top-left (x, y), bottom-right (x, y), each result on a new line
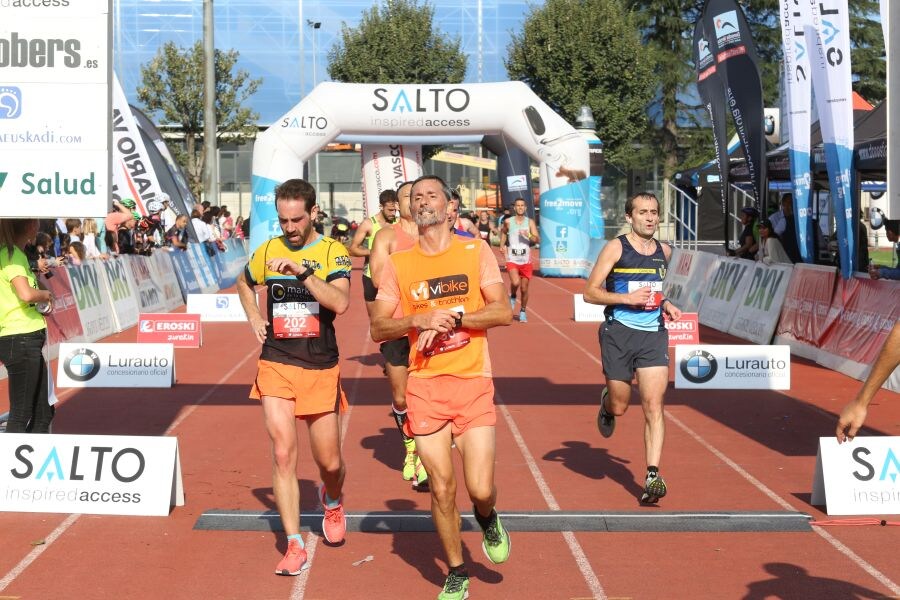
top-left (137, 41), bottom-right (262, 199)
top-left (506, 0), bottom-right (655, 168)
top-left (847, 0), bottom-right (885, 103)
top-left (327, 0), bottom-right (466, 84)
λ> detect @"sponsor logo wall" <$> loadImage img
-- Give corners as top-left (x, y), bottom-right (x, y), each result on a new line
top-left (727, 262), bottom-right (793, 344)
top-left (812, 437), bottom-right (900, 516)
top-left (56, 342), bottom-right (174, 388)
top-left (675, 344), bottom-right (791, 390)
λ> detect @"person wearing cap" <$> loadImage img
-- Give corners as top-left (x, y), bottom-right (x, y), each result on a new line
top-left (731, 206), bottom-right (759, 260)
top-left (349, 189), bottom-right (399, 317)
top-left (868, 219), bottom-right (900, 280)
top-left (755, 219), bottom-right (792, 265)
top-left (159, 193), bottom-right (178, 232)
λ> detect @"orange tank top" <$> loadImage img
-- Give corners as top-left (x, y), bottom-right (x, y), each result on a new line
top-left (391, 237), bottom-right (489, 378)
top-left (392, 222), bottom-right (416, 252)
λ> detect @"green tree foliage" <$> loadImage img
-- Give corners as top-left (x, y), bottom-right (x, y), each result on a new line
top-left (506, 0), bottom-right (655, 168)
top-left (327, 0), bottom-right (466, 84)
top-left (847, 0), bottom-right (885, 103)
top-left (137, 41), bottom-right (262, 199)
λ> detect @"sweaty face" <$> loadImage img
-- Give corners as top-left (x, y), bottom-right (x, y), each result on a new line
top-left (380, 200), bottom-right (398, 221)
top-left (277, 198), bottom-right (315, 246)
top-left (627, 197), bottom-right (660, 237)
top-left (412, 180), bottom-right (448, 228)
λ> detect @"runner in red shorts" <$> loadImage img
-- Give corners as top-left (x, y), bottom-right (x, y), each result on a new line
top-left (499, 197), bottom-right (538, 323)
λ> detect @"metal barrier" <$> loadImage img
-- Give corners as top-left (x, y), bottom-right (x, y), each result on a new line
top-left (664, 181), bottom-right (698, 250)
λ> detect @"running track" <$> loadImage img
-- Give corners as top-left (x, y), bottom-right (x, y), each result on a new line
top-left (1, 251), bottom-right (899, 600)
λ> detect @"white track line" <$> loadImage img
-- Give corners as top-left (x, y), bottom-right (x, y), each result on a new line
top-left (495, 393), bottom-right (607, 600)
top-left (529, 278), bottom-right (900, 596)
top-left (0, 346), bottom-right (259, 593)
top-left (291, 332), bottom-right (370, 600)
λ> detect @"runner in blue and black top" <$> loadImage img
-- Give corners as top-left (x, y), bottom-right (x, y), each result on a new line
top-left (584, 192), bottom-right (682, 504)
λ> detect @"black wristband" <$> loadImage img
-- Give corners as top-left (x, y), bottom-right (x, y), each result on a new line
top-left (453, 312), bottom-right (463, 329)
top-left (296, 267), bottom-right (314, 282)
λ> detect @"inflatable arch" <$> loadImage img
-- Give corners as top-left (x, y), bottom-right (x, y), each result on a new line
top-left (251, 82), bottom-right (603, 277)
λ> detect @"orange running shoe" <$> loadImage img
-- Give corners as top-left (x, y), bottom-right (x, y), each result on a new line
top-left (318, 483), bottom-right (346, 543)
top-left (275, 538), bottom-right (308, 576)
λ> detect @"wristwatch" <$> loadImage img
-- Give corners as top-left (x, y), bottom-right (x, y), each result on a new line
top-left (296, 267), bottom-right (314, 282)
top-left (453, 312), bottom-right (463, 329)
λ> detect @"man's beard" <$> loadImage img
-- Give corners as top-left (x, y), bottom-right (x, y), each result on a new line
top-left (415, 207), bottom-right (446, 227)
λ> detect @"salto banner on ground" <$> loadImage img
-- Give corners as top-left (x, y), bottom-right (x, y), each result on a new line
top-left (0, 1), bottom-right (110, 218)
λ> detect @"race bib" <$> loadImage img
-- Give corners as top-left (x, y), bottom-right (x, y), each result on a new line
top-left (508, 243), bottom-right (529, 263)
top-left (272, 301), bottom-right (320, 338)
top-left (627, 281), bottom-right (663, 310)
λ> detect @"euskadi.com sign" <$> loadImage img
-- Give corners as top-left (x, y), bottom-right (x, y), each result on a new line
top-left (0, 433), bottom-right (184, 516)
top-left (56, 342), bottom-right (175, 388)
top-left (0, 1), bottom-right (110, 218)
top-left (674, 344), bottom-right (791, 389)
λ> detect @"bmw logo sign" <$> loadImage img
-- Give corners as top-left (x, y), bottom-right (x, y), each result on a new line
top-left (680, 349), bottom-right (718, 384)
top-left (63, 347), bottom-right (101, 382)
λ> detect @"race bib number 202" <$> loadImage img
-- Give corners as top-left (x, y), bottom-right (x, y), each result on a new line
top-left (272, 301), bottom-right (320, 338)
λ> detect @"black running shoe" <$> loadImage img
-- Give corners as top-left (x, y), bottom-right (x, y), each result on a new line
top-left (641, 471), bottom-right (667, 504)
top-left (597, 387), bottom-right (615, 438)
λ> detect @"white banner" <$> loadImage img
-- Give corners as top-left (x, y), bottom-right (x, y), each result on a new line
top-left (56, 342), bottom-right (175, 388)
top-left (0, 4), bottom-right (110, 217)
top-left (111, 73), bottom-right (165, 216)
top-left (149, 250), bottom-right (186, 311)
top-left (186, 244), bottom-right (219, 294)
top-left (361, 144), bottom-right (422, 218)
top-left (698, 257), bottom-right (754, 331)
top-left (186, 293), bottom-right (248, 322)
top-left (727, 262), bottom-right (794, 344)
top-left (101, 255), bottom-right (140, 332)
top-left (573, 294), bottom-right (605, 322)
top-left (675, 344), bottom-right (791, 389)
top-left (779, 0), bottom-right (815, 263)
top-left (663, 249), bottom-right (719, 314)
top-left (125, 254), bottom-right (168, 314)
top-left (812, 437), bottom-right (900, 515)
top-left (65, 261), bottom-right (116, 342)
top-left (0, 433), bottom-right (183, 516)
top-left (801, 0), bottom-right (855, 277)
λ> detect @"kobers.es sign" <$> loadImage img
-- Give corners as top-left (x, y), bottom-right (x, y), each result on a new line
top-left (56, 342), bottom-right (175, 388)
top-left (675, 344), bottom-right (791, 389)
top-left (0, 433), bottom-right (184, 516)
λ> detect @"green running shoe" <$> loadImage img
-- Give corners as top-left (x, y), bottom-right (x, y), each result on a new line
top-left (437, 571), bottom-right (469, 600)
top-left (402, 438), bottom-right (417, 481)
top-left (480, 512), bottom-right (511, 564)
top-left (641, 471), bottom-right (667, 504)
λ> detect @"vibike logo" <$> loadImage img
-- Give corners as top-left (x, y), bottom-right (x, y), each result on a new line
top-left (0, 33), bottom-right (81, 68)
top-left (372, 87), bottom-right (470, 113)
top-left (409, 275), bottom-right (469, 301)
top-left (0, 86), bottom-right (22, 119)
top-left (63, 347), bottom-right (101, 382)
top-left (680, 349), bottom-right (718, 384)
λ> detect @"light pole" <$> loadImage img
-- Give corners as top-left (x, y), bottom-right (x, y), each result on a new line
top-left (307, 20), bottom-right (321, 187)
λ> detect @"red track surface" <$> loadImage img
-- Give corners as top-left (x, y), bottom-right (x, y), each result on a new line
top-left (1, 252), bottom-right (898, 600)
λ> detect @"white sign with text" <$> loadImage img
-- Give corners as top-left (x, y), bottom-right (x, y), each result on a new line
top-left (573, 294), bottom-right (605, 322)
top-left (56, 343), bottom-right (174, 388)
top-left (187, 293), bottom-right (248, 322)
top-left (674, 344), bottom-right (791, 389)
top-left (0, 433), bottom-right (184, 516)
top-left (812, 437), bottom-right (900, 516)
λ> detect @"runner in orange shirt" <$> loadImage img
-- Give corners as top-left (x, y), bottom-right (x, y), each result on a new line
top-left (370, 175), bottom-right (513, 600)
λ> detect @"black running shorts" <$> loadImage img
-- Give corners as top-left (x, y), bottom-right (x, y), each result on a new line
top-left (599, 319), bottom-right (668, 381)
top-left (362, 274), bottom-right (378, 302)
top-left (380, 336), bottom-right (411, 368)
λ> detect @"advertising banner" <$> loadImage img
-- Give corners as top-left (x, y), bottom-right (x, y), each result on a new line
top-left (539, 179), bottom-right (593, 277)
top-left (186, 293), bottom-right (248, 322)
top-left (360, 144), bottom-right (423, 218)
top-left (693, 16), bottom-right (731, 243)
top-left (185, 243), bottom-right (219, 294)
top-left (801, 0), bottom-right (855, 277)
top-left (110, 73), bottom-right (165, 216)
top-left (774, 263), bottom-right (837, 359)
top-left (702, 0), bottom-right (767, 210)
top-left (168, 249), bottom-right (202, 298)
top-left (137, 313), bottom-right (201, 348)
top-left (125, 254), bottom-right (168, 314)
top-left (0, 1), bottom-right (110, 218)
top-left (779, 0), bottom-right (815, 263)
top-left (56, 342), bottom-right (175, 388)
top-left (812, 437), bottom-right (900, 516)
top-left (675, 344), bottom-right (791, 389)
top-left (42, 267), bottom-right (85, 356)
top-left (698, 257), bottom-right (754, 331)
top-left (65, 261), bottom-right (116, 342)
top-left (728, 262), bottom-right (794, 344)
top-left (0, 433), bottom-right (184, 516)
top-left (149, 250), bottom-right (187, 310)
top-left (666, 313), bottom-right (700, 346)
top-left (573, 294), bottom-right (605, 322)
top-left (101, 255), bottom-right (140, 332)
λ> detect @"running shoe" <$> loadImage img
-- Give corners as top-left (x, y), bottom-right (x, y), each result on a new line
top-left (437, 571), bottom-right (470, 600)
top-left (641, 471), bottom-right (667, 504)
top-left (519, 309), bottom-right (527, 323)
top-left (413, 455), bottom-right (430, 492)
top-left (509, 296), bottom-right (516, 310)
top-left (480, 512), bottom-right (511, 564)
top-left (597, 387), bottom-right (615, 438)
top-left (318, 483), bottom-right (346, 543)
top-left (274, 538), bottom-right (308, 575)
top-left (402, 438), bottom-right (417, 481)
